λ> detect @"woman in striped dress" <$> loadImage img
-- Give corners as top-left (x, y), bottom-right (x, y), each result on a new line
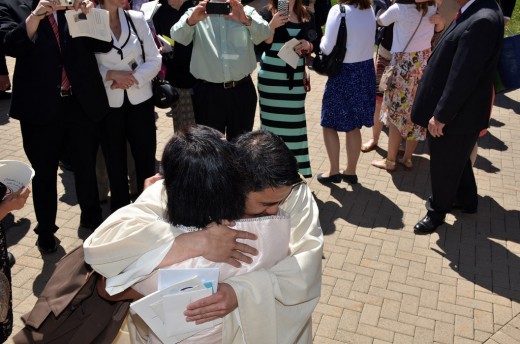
top-left (257, 0), bottom-right (318, 178)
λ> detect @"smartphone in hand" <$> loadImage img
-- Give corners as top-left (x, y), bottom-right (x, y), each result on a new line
top-left (278, 0), bottom-right (289, 16)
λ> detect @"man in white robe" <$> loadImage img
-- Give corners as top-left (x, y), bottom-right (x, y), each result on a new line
top-left (84, 130), bottom-right (323, 344)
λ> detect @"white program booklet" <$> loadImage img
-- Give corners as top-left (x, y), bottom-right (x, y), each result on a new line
top-left (131, 270), bottom-right (220, 343)
top-left (277, 38), bottom-right (300, 69)
top-left (64, 8), bottom-right (111, 42)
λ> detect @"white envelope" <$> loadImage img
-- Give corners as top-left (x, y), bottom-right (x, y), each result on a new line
top-left (131, 275), bottom-right (219, 343)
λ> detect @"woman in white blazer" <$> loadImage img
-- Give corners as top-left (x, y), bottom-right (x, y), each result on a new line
top-left (96, 0), bottom-right (162, 212)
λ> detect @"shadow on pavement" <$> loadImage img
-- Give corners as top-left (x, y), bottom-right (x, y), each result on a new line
top-left (494, 93), bottom-right (520, 114)
top-left (32, 243), bottom-right (66, 296)
top-left (58, 169), bottom-right (78, 206)
top-left (431, 195), bottom-right (520, 303)
top-left (315, 183), bottom-right (404, 236)
top-left (4, 217), bottom-right (31, 248)
top-left (478, 131), bottom-right (508, 152)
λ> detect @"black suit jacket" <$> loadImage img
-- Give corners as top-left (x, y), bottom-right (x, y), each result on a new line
top-left (411, 0), bottom-right (503, 135)
top-left (0, 0), bottom-right (112, 125)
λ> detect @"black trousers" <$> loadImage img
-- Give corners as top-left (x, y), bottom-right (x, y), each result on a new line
top-left (193, 77), bottom-right (257, 141)
top-left (20, 95), bottom-right (101, 235)
top-left (426, 130), bottom-right (480, 221)
top-left (100, 95), bottom-right (156, 212)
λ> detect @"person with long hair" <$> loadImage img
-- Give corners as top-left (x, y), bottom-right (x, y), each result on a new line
top-left (256, 0), bottom-right (318, 178)
top-left (316, 0), bottom-right (376, 185)
top-left (371, 0), bottom-right (443, 172)
top-left (95, 0), bottom-right (162, 212)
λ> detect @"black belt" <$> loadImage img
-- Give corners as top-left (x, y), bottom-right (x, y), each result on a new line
top-left (60, 88), bottom-right (72, 97)
top-left (203, 75), bottom-right (251, 89)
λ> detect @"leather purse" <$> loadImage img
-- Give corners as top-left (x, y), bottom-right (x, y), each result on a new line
top-left (312, 4), bottom-right (347, 77)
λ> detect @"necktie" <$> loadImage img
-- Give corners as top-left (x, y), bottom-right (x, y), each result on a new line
top-left (454, 9), bottom-right (462, 22)
top-left (48, 13), bottom-right (71, 91)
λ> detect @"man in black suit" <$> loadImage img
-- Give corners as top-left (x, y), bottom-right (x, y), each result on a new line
top-left (411, 0), bottom-right (503, 234)
top-left (0, 0), bottom-right (112, 252)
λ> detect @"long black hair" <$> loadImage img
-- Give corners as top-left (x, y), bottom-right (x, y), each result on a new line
top-left (162, 126), bottom-right (246, 228)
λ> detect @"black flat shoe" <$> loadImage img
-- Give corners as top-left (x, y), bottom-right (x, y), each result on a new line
top-left (36, 235), bottom-right (58, 254)
top-left (317, 173), bottom-right (342, 184)
top-left (414, 215), bottom-right (444, 235)
top-left (341, 174), bottom-right (358, 185)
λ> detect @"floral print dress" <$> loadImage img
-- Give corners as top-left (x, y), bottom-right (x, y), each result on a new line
top-left (380, 48), bottom-right (430, 141)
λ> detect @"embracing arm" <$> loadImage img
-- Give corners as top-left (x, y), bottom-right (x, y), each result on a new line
top-left (184, 184), bottom-right (323, 343)
top-left (84, 180), bottom-right (258, 295)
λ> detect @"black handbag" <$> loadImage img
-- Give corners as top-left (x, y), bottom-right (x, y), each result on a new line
top-left (312, 4), bottom-right (347, 77)
top-left (126, 11), bottom-right (179, 109)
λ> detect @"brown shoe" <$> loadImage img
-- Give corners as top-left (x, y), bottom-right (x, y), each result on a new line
top-left (371, 158), bottom-right (396, 172)
top-left (398, 157), bottom-right (413, 171)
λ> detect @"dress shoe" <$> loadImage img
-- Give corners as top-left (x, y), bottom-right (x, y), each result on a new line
top-left (317, 173), bottom-right (342, 184)
top-left (414, 215), bottom-right (444, 235)
top-left (36, 234), bottom-right (58, 254)
top-left (341, 174), bottom-right (358, 185)
top-left (7, 252), bottom-right (15, 268)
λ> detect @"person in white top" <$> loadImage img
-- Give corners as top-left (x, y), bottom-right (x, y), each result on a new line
top-left (371, 0), bottom-right (444, 172)
top-left (316, 0), bottom-right (376, 186)
top-left (95, 0), bottom-right (162, 213)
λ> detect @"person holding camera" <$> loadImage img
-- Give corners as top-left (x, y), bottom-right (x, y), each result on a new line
top-left (171, 0), bottom-right (271, 141)
top-left (0, 0), bottom-right (113, 253)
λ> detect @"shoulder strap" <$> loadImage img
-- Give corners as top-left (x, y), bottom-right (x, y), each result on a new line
top-left (336, 4), bottom-right (347, 49)
top-left (124, 10), bottom-right (146, 63)
top-left (403, 11), bottom-right (424, 52)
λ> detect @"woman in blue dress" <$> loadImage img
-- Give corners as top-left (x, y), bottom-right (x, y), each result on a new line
top-left (257, 0), bottom-right (318, 178)
top-left (317, 0), bottom-right (376, 185)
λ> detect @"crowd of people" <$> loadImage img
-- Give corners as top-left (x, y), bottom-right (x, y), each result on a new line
top-left (0, 0), bottom-right (511, 341)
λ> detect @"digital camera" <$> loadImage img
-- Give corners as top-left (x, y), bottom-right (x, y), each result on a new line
top-left (58, 0), bottom-right (74, 6)
top-left (206, 1), bottom-right (231, 15)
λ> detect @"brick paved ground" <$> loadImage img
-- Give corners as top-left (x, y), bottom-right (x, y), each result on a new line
top-left (1, 56), bottom-right (519, 343)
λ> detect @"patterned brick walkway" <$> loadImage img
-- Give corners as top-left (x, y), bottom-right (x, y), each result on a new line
top-left (1, 56), bottom-right (519, 343)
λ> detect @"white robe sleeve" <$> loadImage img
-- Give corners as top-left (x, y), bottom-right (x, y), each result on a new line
top-left (83, 181), bottom-right (181, 281)
top-left (222, 183), bottom-right (324, 344)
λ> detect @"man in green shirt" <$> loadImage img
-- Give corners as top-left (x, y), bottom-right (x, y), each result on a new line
top-left (172, 0), bottom-right (271, 140)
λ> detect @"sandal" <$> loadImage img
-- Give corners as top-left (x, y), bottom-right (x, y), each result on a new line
top-left (361, 140), bottom-right (378, 153)
top-left (371, 158), bottom-right (396, 172)
top-left (398, 157), bottom-right (413, 171)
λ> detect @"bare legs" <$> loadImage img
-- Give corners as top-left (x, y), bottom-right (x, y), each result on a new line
top-left (345, 128), bottom-right (361, 175)
top-left (361, 98), bottom-right (383, 152)
top-left (321, 127), bottom-right (360, 177)
top-left (371, 123), bottom-right (418, 171)
top-left (322, 127), bottom-right (340, 177)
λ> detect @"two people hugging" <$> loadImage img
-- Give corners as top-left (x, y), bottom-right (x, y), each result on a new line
top-left (84, 125), bottom-right (324, 343)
